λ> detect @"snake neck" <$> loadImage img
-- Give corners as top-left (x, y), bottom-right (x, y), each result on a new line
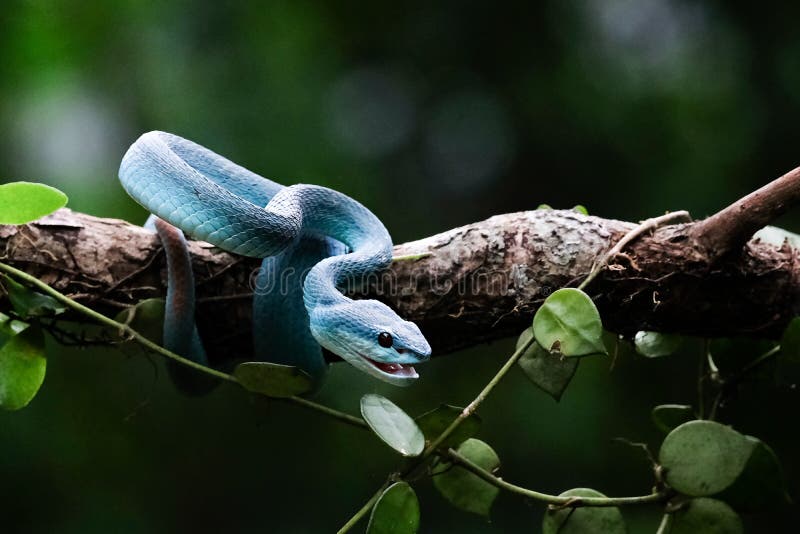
top-left (265, 184), bottom-right (393, 310)
top-left (303, 243), bottom-right (392, 309)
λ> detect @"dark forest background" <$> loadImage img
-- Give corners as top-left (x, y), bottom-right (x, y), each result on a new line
top-left (1, 1), bottom-right (798, 532)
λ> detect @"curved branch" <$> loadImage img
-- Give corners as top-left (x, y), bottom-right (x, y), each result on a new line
top-left (690, 165), bottom-right (800, 259)
top-left (1, 203), bottom-right (799, 362)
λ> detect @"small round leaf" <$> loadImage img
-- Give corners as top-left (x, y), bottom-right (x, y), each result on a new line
top-left (367, 482), bottom-right (420, 534)
top-left (0, 312), bottom-right (29, 345)
top-left (0, 181), bottom-right (68, 224)
top-left (0, 323), bottom-right (47, 410)
top-left (651, 404), bottom-right (695, 434)
top-left (533, 288), bottom-right (606, 357)
top-left (361, 394), bottom-right (424, 457)
top-left (415, 404), bottom-right (480, 449)
top-left (432, 438), bottom-right (500, 517)
top-left (234, 362), bottom-right (314, 398)
top-left (669, 498), bottom-right (743, 534)
top-left (718, 436), bottom-right (789, 511)
top-left (542, 488), bottom-right (625, 534)
top-left (659, 421), bottom-right (756, 496)
top-left (634, 331), bottom-right (684, 358)
top-left (516, 328), bottom-right (578, 401)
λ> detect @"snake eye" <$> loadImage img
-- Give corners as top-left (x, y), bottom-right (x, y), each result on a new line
top-left (377, 332), bottom-right (393, 348)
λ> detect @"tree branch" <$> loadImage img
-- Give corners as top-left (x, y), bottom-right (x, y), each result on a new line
top-left (690, 165), bottom-right (800, 259)
top-left (1, 202), bottom-right (799, 363)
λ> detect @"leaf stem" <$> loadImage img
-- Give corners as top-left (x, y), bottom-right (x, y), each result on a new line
top-left (578, 211), bottom-right (690, 291)
top-left (336, 481), bottom-right (390, 534)
top-left (655, 512), bottom-right (673, 534)
top-left (284, 395), bottom-right (368, 429)
top-left (709, 345), bottom-right (779, 420)
top-left (422, 333), bottom-right (536, 458)
top-left (336, 333), bottom-right (537, 532)
top-left (446, 448), bottom-right (668, 507)
top-left (0, 261), bottom-right (367, 428)
top-left (698, 343), bottom-right (707, 419)
top-left (391, 252), bottom-right (432, 262)
top-left (0, 261), bottom-right (235, 382)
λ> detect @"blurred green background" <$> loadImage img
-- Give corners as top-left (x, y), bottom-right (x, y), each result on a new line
top-left (1, 1), bottom-right (798, 532)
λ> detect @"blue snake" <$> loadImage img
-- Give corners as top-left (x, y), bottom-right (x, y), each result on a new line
top-left (118, 131), bottom-right (430, 387)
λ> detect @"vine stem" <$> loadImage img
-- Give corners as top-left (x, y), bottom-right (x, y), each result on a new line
top-left (285, 395), bottom-right (368, 429)
top-left (337, 333), bottom-right (538, 533)
top-left (655, 512), bottom-right (673, 534)
top-left (577, 210), bottom-right (690, 291)
top-left (335, 481), bottom-right (390, 534)
top-left (422, 333), bottom-right (535, 457)
top-left (708, 345), bottom-right (780, 420)
top-left (0, 260), bottom-right (366, 428)
top-left (446, 448), bottom-right (668, 507)
top-left (0, 261), bottom-right (234, 381)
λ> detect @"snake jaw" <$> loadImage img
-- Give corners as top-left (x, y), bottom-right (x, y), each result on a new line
top-left (358, 352), bottom-right (419, 380)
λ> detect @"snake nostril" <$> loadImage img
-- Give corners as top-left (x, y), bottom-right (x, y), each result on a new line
top-left (394, 347), bottom-right (407, 355)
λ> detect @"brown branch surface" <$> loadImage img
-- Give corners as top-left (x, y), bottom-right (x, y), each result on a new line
top-left (690, 165), bottom-right (800, 259)
top-left (1, 208), bottom-right (799, 363)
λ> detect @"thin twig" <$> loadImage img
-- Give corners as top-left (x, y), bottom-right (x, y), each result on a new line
top-left (578, 211), bottom-right (691, 291)
top-left (336, 481), bottom-right (390, 534)
top-left (446, 448), bottom-right (668, 507)
top-left (336, 333), bottom-right (537, 532)
top-left (283, 395), bottom-right (368, 429)
top-left (0, 261), bottom-right (234, 381)
top-left (655, 512), bottom-right (673, 534)
top-left (0, 260), bottom-right (367, 428)
top-left (423, 333), bottom-right (536, 456)
top-left (709, 345), bottom-right (780, 420)
top-left (698, 344), bottom-right (707, 419)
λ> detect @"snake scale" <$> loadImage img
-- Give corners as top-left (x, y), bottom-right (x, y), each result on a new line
top-left (119, 131), bottom-right (430, 388)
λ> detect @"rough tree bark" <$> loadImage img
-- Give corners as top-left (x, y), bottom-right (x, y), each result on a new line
top-left (2, 165), bottom-right (799, 364)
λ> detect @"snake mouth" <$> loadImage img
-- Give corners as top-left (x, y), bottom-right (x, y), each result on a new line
top-left (358, 352), bottom-right (419, 379)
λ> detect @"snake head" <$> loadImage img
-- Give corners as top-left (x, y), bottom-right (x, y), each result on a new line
top-left (309, 300), bottom-right (431, 386)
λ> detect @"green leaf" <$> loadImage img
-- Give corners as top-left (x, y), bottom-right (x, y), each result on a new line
top-left (634, 331), bottom-right (684, 358)
top-left (752, 225), bottom-right (800, 249)
top-left (651, 404), bottom-right (695, 434)
top-left (533, 288), bottom-right (606, 357)
top-left (542, 488), bottom-right (625, 534)
top-left (234, 362), bottom-right (314, 398)
top-left (0, 181), bottom-right (68, 224)
top-left (718, 437), bottom-right (790, 511)
top-left (669, 498), bottom-right (743, 534)
top-left (361, 394), bottom-right (424, 457)
top-left (433, 438), bottom-right (500, 517)
top-left (536, 203), bottom-right (553, 210)
top-left (778, 317), bottom-right (800, 384)
top-left (3, 275), bottom-right (66, 317)
top-left (659, 420), bottom-right (756, 496)
top-left (415, 404), bottom-right (481, 449)
top-left (0, 323), bottom-right (46, 410)
top-left (516, 328), bottom-right (578, 401)
top-left (0, 311), bottom-right (29, 345)
top-left (572, 205), bottom-right (588, 215)
top-left (367, 482), bottom-right (420, 534)
top-left (780, 317), bottom-right (800, 361)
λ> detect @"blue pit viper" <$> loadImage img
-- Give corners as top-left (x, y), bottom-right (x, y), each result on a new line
top-left (118, 131), bottom-right (431, 388)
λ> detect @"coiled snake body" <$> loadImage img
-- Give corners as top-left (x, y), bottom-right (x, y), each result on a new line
top-left (119, 131), bottom-right (430, 387)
